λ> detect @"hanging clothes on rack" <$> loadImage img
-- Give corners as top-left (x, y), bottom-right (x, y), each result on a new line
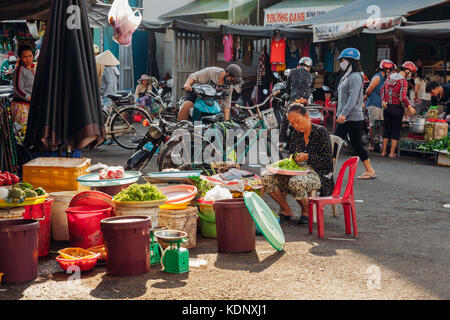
top-left (302, 39), bottom-right (310, 58)
top-left (223, 34), bottom-right (234, 62)
top-left (243, 40), bottom-right (254, 66)
top-left (270, 32), bottom-right (286, 73)
top-left (257, 45), bottom-right (275, 105)
top-left (0, 95), bottom-right (19, 174)
top-left (286, 40), bottom-right (300, 70)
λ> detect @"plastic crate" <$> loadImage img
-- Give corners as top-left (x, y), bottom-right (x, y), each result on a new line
top-left (22, 157), bottom-right (91, 193)
top-left (244, 108), bottom-right (278, 130)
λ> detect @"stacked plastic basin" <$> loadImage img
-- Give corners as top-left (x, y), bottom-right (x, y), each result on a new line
top-left (65, 191), bottom-right (114, 249)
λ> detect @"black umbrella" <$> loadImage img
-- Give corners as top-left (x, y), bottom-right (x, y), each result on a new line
top-left (24, 0), bottom-right (105, 152)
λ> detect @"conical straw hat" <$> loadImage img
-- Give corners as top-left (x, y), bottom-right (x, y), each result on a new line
top-left (95, 50), bottom-right (120, 66)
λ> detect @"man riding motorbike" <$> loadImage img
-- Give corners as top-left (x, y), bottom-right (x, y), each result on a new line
top-left (279, 57), bottom-right (314, 147)
top-left (177, 64), bottom-right (243, 121)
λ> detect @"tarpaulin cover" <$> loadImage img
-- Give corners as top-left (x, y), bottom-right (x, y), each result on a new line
top-left (394, 20), bottom-right (450, 42)
top-left (288, 0), bottom-right (448, 42)
top-left (24, 0), bottom-right (105, 151)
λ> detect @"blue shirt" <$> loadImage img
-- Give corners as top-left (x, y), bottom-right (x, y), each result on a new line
top-left (366, 72), bottom-right (385, 108)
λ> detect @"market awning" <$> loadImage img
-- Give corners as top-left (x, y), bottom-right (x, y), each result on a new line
top-left (139, 19), bottom-right (220, 34)
top-left (159, 0), bottom-right (253, 19)
top-left (138, 20), bottom-right (171, 33)
top-left (264, 0), bottom-right (353, 26)
top-left (394, 20), bottom-right (450, 43)
top-left (289, 0), bottom-right (449, 42)
top-left (220, 24), bottom-right (312, 39)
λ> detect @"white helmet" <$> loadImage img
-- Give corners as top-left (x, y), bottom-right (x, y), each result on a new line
top-left (8, 56), bottom-right (17, 62)
top-left (298, 57), bottom-right (313, 67)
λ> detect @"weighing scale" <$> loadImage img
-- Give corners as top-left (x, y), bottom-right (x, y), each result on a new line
top-left (149, 226), bottom-right (167, 266)
top-left (154, 230), bottom-right (189, 274)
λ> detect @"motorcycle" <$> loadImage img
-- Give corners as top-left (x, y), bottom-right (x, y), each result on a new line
top-left (124, 91), bottom-right (192, 172)
top-left (182, 84), bottom-right (223, 123)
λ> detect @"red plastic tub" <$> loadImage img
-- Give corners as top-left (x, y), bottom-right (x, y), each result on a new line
top-left (66, 205), bottom-right (112, 249)
top-left (0, 219), bottom-right (40, 284)
top-left (23, 197), bottom-right (54, 257)
top-left (101, 216), bottom-right (152, 276)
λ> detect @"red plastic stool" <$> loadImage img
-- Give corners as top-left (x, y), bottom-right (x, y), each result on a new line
top-left (308, 157), bottom-right (359, 238)
top-left (323, 99), bottom-right (337, 132)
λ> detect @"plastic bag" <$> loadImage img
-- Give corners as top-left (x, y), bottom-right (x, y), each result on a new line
top-left (204, 186), bottom-right (233, 202)
top-left (87, 163), bottom-right (125, 180)
top-left (108, 0), bottom-right (142, 46)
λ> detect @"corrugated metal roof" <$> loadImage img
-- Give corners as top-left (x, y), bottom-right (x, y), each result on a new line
top-left (160, 0), bottom-right (254, 19)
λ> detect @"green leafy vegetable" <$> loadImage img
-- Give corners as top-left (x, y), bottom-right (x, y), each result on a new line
top-left (418, 136), bottom-right (450, 153)
top-left (189, 176), bottom-right (212, 198)
top-left (113, 183), bottom-right (166, 202)
top-left (271, 155), bottom-right (308, 171)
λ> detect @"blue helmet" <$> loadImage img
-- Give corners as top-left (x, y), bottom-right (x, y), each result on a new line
top-left (337, 48), bottom-right (361, 61)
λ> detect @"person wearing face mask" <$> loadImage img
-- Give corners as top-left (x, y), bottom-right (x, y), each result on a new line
top-left (178, 64), bottom-right (243, 121)
top-left (380, 61), bottom-right (417, 158)
top-left (279, 57), bottom-right (314, 146)
top-left (335, 48), bottom-right (377, 180)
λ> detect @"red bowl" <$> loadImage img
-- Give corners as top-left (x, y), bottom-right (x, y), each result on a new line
top-left (56, 253), bottom-right (100, 272)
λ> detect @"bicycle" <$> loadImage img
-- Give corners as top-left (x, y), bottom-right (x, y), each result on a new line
top-left (101, 92), bottom-right (152, 150)
top-left (158, 91), bottom-right (282, 172)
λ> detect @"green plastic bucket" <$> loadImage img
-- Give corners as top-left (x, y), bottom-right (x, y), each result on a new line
top-left (197, 200), bottom-right (217, 238)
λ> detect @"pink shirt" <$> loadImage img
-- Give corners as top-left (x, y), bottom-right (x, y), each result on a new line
top-left (223, 34), bottom-right (233, 62)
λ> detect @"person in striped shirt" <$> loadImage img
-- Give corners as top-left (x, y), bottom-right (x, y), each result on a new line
top-left (380, 61), bottom-right (417, 158)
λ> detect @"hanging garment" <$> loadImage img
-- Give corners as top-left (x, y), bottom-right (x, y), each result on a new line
top-left (302, 39), bottom-right (310, 58)
top-left (310, 43), bottom-right (317, 66)
top-left (324, 48), bottom-right (334, 73)
top-left (276, 63), bottom-right (286, 72)
top-left (243, 40), bottom-right (254, 66)
top-left (270, 37), bottom-right (286, 64)
top-left (286, 47), bottom-right (300, 69)
top-left (223, 34), bottom-right (234, 62)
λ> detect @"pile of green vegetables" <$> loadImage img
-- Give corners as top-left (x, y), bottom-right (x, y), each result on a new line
top-left (418, 136), bottom-right (450, 153)
top-left (271, 154), bottom-right (308, 171)
top-left (113, 183), bottom-right (166, 202)
top-left (189, 176), bottom-right (212, 198)
top-left (2, 182), bottom-right (46, 204)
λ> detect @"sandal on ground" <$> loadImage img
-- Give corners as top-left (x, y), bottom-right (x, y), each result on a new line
top-left (279, 209), bottom-right (293, 221)
top-left (297, 215), bottom-right (309, 225)
top-left (357, 173), bottom-right (377, 180)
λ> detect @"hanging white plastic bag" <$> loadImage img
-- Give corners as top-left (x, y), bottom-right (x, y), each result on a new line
top-left (108, 0), bottom-right (142, 46)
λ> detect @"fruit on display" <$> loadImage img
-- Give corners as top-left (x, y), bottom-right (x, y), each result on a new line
top-left (113, 183), bottom-right (166, 202)
top-left (0, 171), bottom-right (20, 186)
